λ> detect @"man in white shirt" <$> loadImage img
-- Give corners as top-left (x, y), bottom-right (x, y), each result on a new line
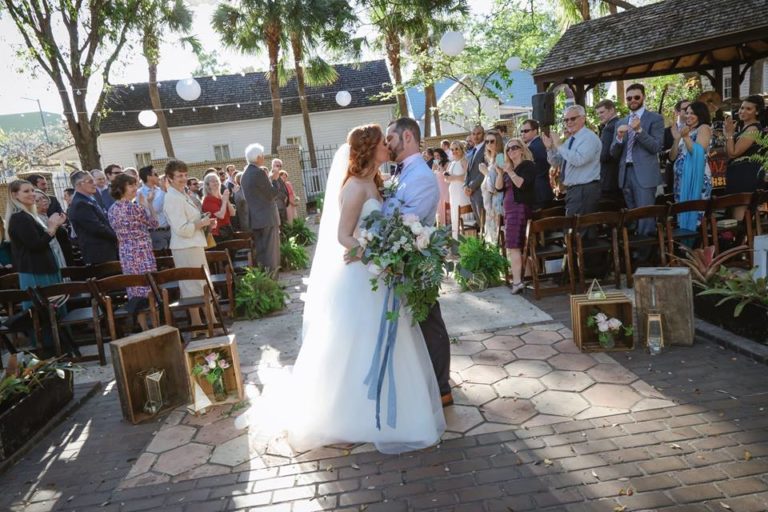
top-left (138, 165), bottom-right (171, 250)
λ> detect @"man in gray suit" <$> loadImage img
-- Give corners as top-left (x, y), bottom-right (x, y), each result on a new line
top-left (240, 143), bottom-right (280, 276)
top-left (610, 83), bottom-right (665, 235)
top-left (463, 125), bottom-right (486, 228)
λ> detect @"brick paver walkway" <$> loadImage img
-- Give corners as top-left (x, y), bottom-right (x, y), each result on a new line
top-left (2, 270), bottom-right (768, 510)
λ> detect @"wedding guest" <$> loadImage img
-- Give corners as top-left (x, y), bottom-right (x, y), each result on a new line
top-left (480, 129), bottom-right (504, 243)
top-left (92, 169), bottom-right (108, 194)
top-left (163, 160), bottom-right (216, 330)
top-left (241, 144), bottom-right (280, 275)
top-left (234, 171), bottom-right (250, 230)
top-left (445, 141), bottom-right (472, 240)
top-left (28, 175), bottom-right (74, 264)
top-left (62, 188), bottom-right (75, 209)
top-left (68, 170), bottom-right (119, 264)
top-left (520, 119), bottom-right (553, 208)
top-left (271, 159), bottom-right (289, 226)
top-left (108, 174), bottom-right (158, 328)
top-left (423, 147), bottom-right (435, 169)
top-left (202, 173), bottom-right (235, 243)
top-left (279, 170), bottom-right (298, 224)
top-left (26, 174), bottom-right (63, 215)
top-left (100, 164), bottom-right (123, 210)
top-left (464, 125), bottom-right (486, 231)
top-left (431, 148), bottom-right (450, 226)
top-left (138, 165), bottom-right (171, 251)
top-left (670, 101), bottom-right (713, 230)
top-left (725, 95), bottom-right (765, 220)
top-left (33, 189), bottom-right (67, 269)
top-left (496, 139), bottom-right (536, 294)
top-left (123, 167), bottom-right (139, 179)
top-left (663, 99), bottom-right (691, 192)
top-left (441, 139), bottom-right (452, 160)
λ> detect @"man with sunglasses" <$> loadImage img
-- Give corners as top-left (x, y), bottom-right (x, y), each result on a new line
top-left (595, 99), bottom-right (622, 203)
top-left (520, 119), bottom-right (553, 208)
top-left (463, 125), bottom-right (487, 228)
top-left (610, 83), bottom-right (664, 235)
top-left (542, 105), bottom-right (602, 219)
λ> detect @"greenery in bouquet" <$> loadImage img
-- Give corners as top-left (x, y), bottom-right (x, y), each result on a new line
top-left (280, 218), bottom-right (316, 246)
top-left (454, 236), bottom-right (509, 291)
top-left (0, 353), bottom-right (72, 410)
top-left (280, 237), bottom-right (310, 270)
top-left (235, 267), bottom-right (288, 319)
top-left (357, 208), bottom-right (456, 323)
top-left (191, 351), bottom-right (230, 384)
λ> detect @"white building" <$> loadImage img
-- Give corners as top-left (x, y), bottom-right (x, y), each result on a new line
top-left (98, 60), bottom-right (396, 168)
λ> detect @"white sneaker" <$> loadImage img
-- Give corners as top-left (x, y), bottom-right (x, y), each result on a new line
top-left (511, 282), bottom-right (525, 295)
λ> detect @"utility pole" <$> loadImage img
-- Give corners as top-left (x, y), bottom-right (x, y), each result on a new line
top-left (22, 97), bottom-right (50, 143)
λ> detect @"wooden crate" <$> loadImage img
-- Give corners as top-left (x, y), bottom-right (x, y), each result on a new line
top-left (184, 334), bottom-right (244, 408)
top-left (110, 326), bottom-right (190, 424)
top-left (570, 291), bottom-right (635, 352)
top-left (634, 267), bottom-right (694, 346)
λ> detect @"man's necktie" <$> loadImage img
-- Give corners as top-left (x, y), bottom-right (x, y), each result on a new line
top-left (562, 136), bottom-right (575, 182)
top-left (626, 113), bottom-right (637, 162)
top-left (393, 162), bottom-right (404, 177)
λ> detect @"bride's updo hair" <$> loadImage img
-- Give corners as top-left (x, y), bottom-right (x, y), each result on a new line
top-left (345, 124), bottom-right (384, 189)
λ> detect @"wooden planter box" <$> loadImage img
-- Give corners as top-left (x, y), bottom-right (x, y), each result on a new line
top-left (694, 292), bottom-right (768, 344)
top-left (0, 370), bottom-right (73, 462)
top-left (184, 334), bottom-right (243, 411)
top-left (570, 291), bottom-right (635, 352)
top-left (110, 326), bottom-right (190, 424)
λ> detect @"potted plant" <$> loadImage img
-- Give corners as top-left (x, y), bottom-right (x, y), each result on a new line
top-left (0, 353), bottom-right (74, 462)
top-left (454, 237), bottom-right (508, 291)
top-left (586, 310), bottom-right (634, 349)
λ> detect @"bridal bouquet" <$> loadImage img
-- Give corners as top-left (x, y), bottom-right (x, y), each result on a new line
top-left (357, 207), bottom-right (455, 323)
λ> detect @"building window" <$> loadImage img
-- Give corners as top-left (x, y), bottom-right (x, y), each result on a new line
top-left (135, 152), bottom-right (152, 168)
top-left (724, 76), bottom-right (732, 98)
top-left (213, 144), bottom-right (231, 161)
top-left (286, 136), bottom-right (302, 147)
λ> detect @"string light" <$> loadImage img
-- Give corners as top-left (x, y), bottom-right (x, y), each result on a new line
top-left (192, 107), bottom-right (196, 112)
top-left (236, 103), bottom-right (241, 108)
top-left (129, 85), bottom-right (135, 90)
top-left (212, 75), bottom-right (217, 81)
top-left (121, 111), bottom-right (125, 116)
top-left (76, 90), bottom-right (82, 96)
top-left (169, 109), bottom-right (173, 114)
top-left (214, 105), bottom-right (219, 110)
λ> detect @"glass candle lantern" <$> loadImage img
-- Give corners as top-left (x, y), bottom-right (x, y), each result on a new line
top-left (139, 368), bottom-right (165, 415)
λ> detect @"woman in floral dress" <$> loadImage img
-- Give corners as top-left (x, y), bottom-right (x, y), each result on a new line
top-left (108, 173), bottom-right (158, 302)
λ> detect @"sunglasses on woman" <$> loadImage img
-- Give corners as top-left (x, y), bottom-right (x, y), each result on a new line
top-left (506, 145), bottom-right (522, 152)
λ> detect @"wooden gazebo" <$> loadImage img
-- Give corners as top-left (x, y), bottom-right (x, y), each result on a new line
top-left (533, 0), bottom-right (768, 104)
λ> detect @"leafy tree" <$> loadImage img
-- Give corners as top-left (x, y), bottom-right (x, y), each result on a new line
top-left (213, 0), bottom-right (286, 154)
top-left (138, 0), bottom-right (200, 159)
top-left (1, 0), bottom-right (140, 170)
top-left (193, 49), bottom-right (232, 77)
top-left (0, 125), bottom-right (74, 173)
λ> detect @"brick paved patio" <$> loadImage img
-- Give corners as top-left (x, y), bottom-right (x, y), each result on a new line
top-left (2, 269), bottom-right (768, 511)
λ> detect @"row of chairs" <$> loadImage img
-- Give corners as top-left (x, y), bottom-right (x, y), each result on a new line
top-left (523, 192), bottom-right (764, 299)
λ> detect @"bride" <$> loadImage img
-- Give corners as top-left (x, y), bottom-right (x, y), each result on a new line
top-left (245, 124), bottom-right (445, 455)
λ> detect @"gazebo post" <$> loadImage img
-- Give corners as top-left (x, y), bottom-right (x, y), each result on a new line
top-left (714, 67), bottom-right (724, 97)
top-left (573, 79), bottom-right (586, 106)
top-left (730, 63), bottom-right (742, 99)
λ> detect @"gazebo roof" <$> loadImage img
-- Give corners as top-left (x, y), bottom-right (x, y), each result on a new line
top-left (533, 0), bottom-right (768, 88)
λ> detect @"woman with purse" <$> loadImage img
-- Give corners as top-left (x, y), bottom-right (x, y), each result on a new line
top-left (202, 173), bottom-right (236, 243)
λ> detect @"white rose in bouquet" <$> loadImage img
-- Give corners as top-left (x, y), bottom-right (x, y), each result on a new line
top-left (416, 233), bottom-right (430, 250)
top-left (597, 321), bottom-right (609, 332)
top-left (410, 222), bottom-right (424, 235)
top-left (608, 318), bottom-right (622, 330)
top-left (595, 312), bottom-right (608, 323)
top-left (402, 213), bottom-right (420, 226)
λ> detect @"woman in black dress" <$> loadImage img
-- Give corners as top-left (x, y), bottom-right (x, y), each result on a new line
top-left (724, 95), bottom-right (765, 220)
top-left (495, 138), bottom-right (536, 295)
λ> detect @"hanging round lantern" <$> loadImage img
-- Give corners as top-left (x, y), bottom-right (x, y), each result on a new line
top-left (505, 56), bottom-right (522, 72)
top-left (138, 110), bottom-right (158, 127)
top-left (335, 90), bottom-right (352, 107)
top-left (439, 31), bottom-right (465, 57)
top-left (175, 78), bottom-right (201, 102)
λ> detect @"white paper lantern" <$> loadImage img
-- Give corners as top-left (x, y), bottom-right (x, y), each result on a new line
top-left (505, 56), bottom-right (522, 72)
top-left (138, 110), bottom-right (158, 127)
top-left (175, 78), bottom-right (201, 102)
top-left (335, 90), bottom-right (352, 107)
top-left (439, 31), bottom-right (465, 57)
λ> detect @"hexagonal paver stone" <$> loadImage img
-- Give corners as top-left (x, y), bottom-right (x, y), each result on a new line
top-left (504, 360), bottom-right (553, 378)
top-left (154, 443), bottom-right (213, 476)
top-left (553, 339), bottom-right (580, 354)
top-left (459, 332), bottom-right (494, 342)
top-left (482, 398), bottom-right (538, 424)
top-left (460, 365), bottom-right (508, 384)
top-left (453, 383), bottom-right (497, 406)
top-left (540, 371), bottom-right (595, 392)
top-left (444, 405), bottom-right (484, 433)
top-left (450, 341), bottom-right (485, 356)
top-left (210, 434), bottom-right (252, 467)
top-left (471, 350), bottom-right (515, 366)
top-left (493, 377), bottom-right (545, 399)
top-left (532, 390), bottom-right (590, 417)
top-left (587, 363), bottom-right (639, 384)
top-left (548, 353), bottom-right (598, 371)
top-left (194, 418), bottom-right (244, 445)
top-left (521, 330), bottom-right (562, 345)
top-left (582, 383), bottom-right (643, 409)
top-left (451, 355), bottom-right (474, 371)
top-left (483, 335), bottom-right (524, 351)
top-left (513, 345), bottom-right (557, 360)
top-left (146, 425), bottom-right (197, 454)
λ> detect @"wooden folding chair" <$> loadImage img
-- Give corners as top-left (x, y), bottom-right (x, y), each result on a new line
top-left (212, 239), bottom-right (253, 273)
top-left (35, 281), bottom-right (106, 365)
top-left (0, 273), bottom-right (20, 290)
top-left (91, 260), bottom-right (123, 279)
top-left (148, 266), bottom-right (228, 338)
top-left (155, 256), bottom-right (176, 271)
top-left (205, 251), bottom-right (236, 318)
top-left (458, 204), bottom-right (479, 238)
top-left (573, 212), bottom-right (622, 290)
top-left (90, 274), bottom-right (160, 342)
top-left (751, 190), bottom-right (768, 235)
top-left (666, 199), bottom-right (710, 258)
top-left (61, 265), bottom-right (98, 281)
top-left (523, 216), bottom-right (576, 299)
top-left (709, 192), bottom-right (755, 267)
top-left (0, 289), bottom-right (42, 368)
top-left (620, 205), bottom-right (668, 287)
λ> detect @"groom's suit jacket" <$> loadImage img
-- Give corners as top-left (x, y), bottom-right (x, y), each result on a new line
top-left (383, 153), bottom-right (439, 226)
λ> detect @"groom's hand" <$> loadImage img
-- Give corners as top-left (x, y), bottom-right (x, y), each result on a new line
top-left (344, 245), bottom-right (362, 264)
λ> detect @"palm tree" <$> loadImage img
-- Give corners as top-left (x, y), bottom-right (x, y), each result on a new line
top-left (283, 0), bottom-right (359, 168)
top-left (213, 1), bottom-right (285, 154)
top-left (138, 0), bottom-right (199, 159)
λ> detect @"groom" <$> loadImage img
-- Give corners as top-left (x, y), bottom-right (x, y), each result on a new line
top-left (384, 117), bottom-right (453, 407)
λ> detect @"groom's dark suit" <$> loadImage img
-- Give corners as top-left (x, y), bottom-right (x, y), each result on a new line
top-left (383, 153), bottom-right (451, 397)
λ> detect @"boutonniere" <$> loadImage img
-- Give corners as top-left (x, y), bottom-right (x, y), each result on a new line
top-left (379, 179), bottom-right (398, 201)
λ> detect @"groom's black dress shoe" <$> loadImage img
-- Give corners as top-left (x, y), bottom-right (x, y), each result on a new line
top-left (441, 392), bottom-right (454, 407)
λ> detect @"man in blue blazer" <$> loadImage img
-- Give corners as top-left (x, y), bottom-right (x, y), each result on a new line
top-left (610, 84), bottom-right (664, 235)
top-left (68, 170), bottom-right (119, 264)
top-left (99, 164), bottom-right (122, 210)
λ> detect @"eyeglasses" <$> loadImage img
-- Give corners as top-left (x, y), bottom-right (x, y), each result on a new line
top-left (520, 128), bottom-right (533, 133)
top-left (484, 139), bottom-right (496, 144)
top-left (563, 115), bottom-right (582, 123)
top-left (506, 146), bottom-right (522, 152)
top-left (626, 95), bottom-right (642, 101)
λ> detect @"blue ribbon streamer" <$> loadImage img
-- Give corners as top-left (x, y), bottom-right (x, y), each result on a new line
top-left (363, 284), bottom-right (399, 430)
